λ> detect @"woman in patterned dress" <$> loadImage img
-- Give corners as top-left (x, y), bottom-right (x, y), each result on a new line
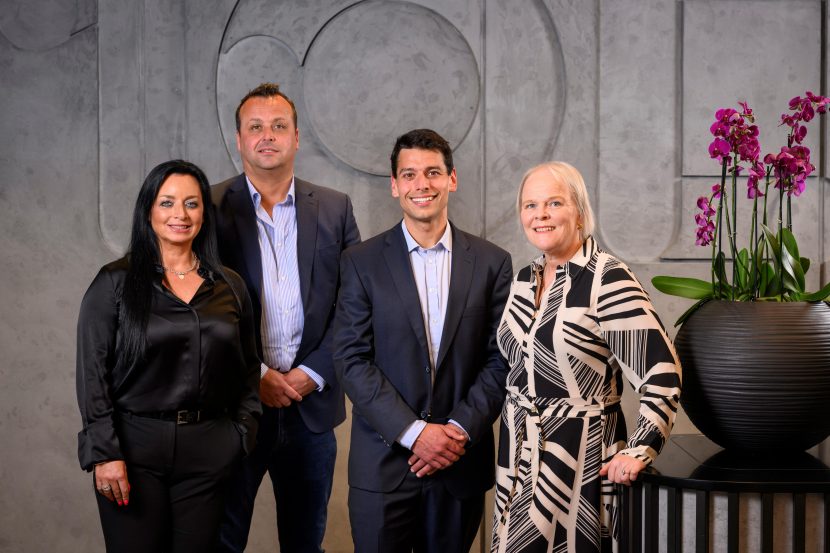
top-left (490, 162), bottom-right (681, 553)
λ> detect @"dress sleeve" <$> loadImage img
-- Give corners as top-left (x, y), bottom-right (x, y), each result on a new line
top-left (76, 268), bottom-right (123, 471)
top-left (595, 257), bottom-right (682, 464)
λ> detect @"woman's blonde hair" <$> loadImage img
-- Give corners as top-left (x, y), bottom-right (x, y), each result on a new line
top-left (516, 161), bottom-right (595, 242)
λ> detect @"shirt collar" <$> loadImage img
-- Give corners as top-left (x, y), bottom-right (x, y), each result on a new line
top-left (245, 175), bottom-right (295, 208)
top-left (400, 220), bottom-right (453, 253)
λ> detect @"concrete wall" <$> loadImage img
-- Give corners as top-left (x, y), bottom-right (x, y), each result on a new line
top-left (0, 0), bottom-right (827, 551)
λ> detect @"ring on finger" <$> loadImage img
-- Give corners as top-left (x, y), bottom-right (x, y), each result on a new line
top-left (101, 484), bottom-right (112, 492)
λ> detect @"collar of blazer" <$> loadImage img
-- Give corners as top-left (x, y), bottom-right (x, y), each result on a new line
top-left (226, 173), bottom-right (319, 309)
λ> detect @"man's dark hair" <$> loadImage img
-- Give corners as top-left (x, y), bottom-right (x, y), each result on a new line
top-left (235, 82), bottom-right (298, 131)
top-left (390, 129), bottom-right (454, 177)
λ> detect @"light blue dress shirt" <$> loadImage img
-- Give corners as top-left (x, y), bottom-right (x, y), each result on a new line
top-left (247, 177), bottom-right (324, 390)
top-left (396, 221), bottom-right (468, 449)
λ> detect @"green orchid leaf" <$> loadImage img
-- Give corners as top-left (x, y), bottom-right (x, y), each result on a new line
top-left (801, 256), bottom-right (811, 275)
top-left (780, 227), bottom-right (805, 285)
top-left (781, 228), bottom-right (800, 260)
top-left (674, 298), bottom-right (711, 327)
top-left (713, 251), bottom-right (728, 282)
top-left (712, 252), bottom-right (730, 299)
top-left (736, 248), bottom-right (750, 291)
top-left (761, 224), bottom-right (800, 298)
top-left (801, 280), bottom-right (830, 302)
top-left (780, 241), bottom-right (806, 293)
top-left (753, 240), bottom-right (771, 296)
top-left (757, 261), bottom-right (778, 297)
top-left (761, 224), bottom-right (781, 259)
top-left (651, 276), bottom-right (714, 300)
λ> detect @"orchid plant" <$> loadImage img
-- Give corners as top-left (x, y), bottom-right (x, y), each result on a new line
top-left (653, 91), bottom-right (830, 325)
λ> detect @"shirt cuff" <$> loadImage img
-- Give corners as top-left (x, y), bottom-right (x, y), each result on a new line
top-left (260, 363), bottom-right (269, 379)
top-left (297, 365), bottom-right (326, 392)
top-left (397, 419), bottom-right (427, 450)
top-left (448, 419), bottom-right (470, 442)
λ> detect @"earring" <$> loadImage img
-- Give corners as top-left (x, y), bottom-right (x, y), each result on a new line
top-left (577, 223), bottom-right (583, 230)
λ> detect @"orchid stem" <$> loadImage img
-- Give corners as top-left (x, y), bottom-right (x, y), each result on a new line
top-left (716, 159), bottom-right (727, 298)
top-left (731, 160), bottom-right (738, 300)
top-left (778, 184), bottom-right (784, 301)
top-left (749, 194), bottom-right (758, 298)
top-left (787, 194), bottom-right (793, 232)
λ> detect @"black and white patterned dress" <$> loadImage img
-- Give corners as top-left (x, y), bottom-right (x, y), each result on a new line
top-left (491, 237), bottom-right (682, 553)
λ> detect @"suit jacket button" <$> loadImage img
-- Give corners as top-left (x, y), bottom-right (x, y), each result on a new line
top-left (425, 366), bottom-right (430, 373)
top-left (420, 411), bottom-right (427, 419)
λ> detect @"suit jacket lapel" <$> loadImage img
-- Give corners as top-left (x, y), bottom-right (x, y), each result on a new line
top-left (383, 225), bottom-right (430, 356)
top-left (295, 179), bottom-right (318, 309)
top-left (436, 225), bottom-right (473, 369)
top-left (228, 175), bottom-right (264, 300)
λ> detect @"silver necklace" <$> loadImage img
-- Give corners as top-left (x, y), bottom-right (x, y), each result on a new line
top-left (163, 254), bottom-right (199, 280)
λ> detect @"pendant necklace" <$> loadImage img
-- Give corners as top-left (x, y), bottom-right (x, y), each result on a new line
top-left (164, 254), bottom-right (199, 280)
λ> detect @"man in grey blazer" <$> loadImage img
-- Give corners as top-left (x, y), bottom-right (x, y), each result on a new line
top-left (213, 83), bottom-right (360, 553)
top-left (334, 129), bottom-right (512, 552)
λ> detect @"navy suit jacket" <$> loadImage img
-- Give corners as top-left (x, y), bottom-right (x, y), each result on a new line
top-left (212, 174), bottom-right (360, 433)
top-left (333, 222), bottom-right (512, 498)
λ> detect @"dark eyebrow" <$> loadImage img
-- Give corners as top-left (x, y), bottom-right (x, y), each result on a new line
top-left (398, 166), bottom-right (443, 174)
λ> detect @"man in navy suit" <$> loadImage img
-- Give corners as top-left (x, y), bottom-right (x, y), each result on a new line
top-left (213, 83), bottom-right (360, 553)
top-left (334, 129), bottom-right (512, 552)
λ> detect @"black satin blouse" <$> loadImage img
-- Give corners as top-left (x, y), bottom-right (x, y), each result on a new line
top-left (76, 256), bottom-right (261, 471)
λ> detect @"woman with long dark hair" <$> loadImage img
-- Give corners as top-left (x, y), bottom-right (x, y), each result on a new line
top-left (76, 159), bottom-right (261, 552)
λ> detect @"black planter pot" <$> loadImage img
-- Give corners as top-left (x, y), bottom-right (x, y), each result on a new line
top-left (675, 300), bottom-right (830, 451)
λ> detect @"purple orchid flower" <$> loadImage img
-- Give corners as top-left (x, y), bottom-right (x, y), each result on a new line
top-left (746, 162), bottom-right (765, 199)
top-left (709, 138), bottom-right (731, 162)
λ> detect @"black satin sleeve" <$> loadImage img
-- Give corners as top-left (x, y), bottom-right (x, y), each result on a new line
top-left (225, 269), bottom-right (262, 453)
top-left (76, 262), bottom-right (124, 471)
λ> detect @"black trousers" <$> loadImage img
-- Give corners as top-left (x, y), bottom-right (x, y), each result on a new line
top-left (95, 413), bottom-right (243, 553)
top-left (348, 471), bottom-right (484, 553)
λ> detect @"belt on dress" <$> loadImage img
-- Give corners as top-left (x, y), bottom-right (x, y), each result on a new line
top-left (497, 391), bottom-right (621, 527)
top-left (122, 408), bottom-right (228, 425)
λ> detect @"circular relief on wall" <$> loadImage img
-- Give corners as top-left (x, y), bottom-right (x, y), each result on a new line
top-left (302, 0), bottom-right (480, 176)
top-left (0, 0), bottom-right (79, 51)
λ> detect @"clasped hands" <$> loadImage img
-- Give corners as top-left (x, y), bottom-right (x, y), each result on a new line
top-left (259, 367), bottom-right (316, 408)
top-left (408, 422), bottom-right (468, 478)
